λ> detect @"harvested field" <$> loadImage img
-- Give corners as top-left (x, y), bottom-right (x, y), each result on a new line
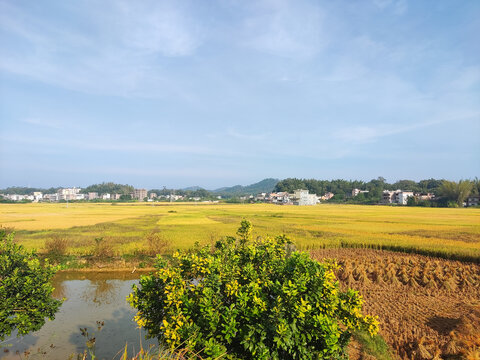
top-left (311, 248), bottom-right (480, 360)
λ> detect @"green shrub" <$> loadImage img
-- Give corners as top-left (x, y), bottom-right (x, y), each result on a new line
top-left (128, 221), bottom-right (378, 359)
top-left (0, 232), bottom-right (62, 340)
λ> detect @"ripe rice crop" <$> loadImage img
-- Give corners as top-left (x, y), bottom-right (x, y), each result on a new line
top-left (1, 203), bottom-right (479, 261)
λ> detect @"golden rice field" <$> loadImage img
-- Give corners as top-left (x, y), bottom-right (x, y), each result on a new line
top-left (1, 202), bottom-right (479, 261)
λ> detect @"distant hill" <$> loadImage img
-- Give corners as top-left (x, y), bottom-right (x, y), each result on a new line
top-left (181, 186), bottom-right (203, 191)
top-left (213, 178), bottom-right (279, 195)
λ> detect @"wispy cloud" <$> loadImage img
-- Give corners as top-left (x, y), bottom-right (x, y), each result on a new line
top-left (0, 0), bottom-right (204, 97)
top-left (243, 0), bottom-right (327, 59)
top-left (226, 129), bottom-right (267, 141)
top-left (0, 135), bottom-right (216, 156)
top-left (20, 118), bottom-right (64, 129)
top-left (372, 0), bottom-right (408, 15)
top-left (334, 112), bottom-right (480, 144)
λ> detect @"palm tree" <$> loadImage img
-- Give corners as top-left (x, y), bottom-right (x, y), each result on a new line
top-left (438, 180), bottom-right (473, 207)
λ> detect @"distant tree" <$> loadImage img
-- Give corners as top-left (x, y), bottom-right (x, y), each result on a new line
top-left (406, 196), bottom-right (417, 207)
top-left (354, 192), bottom-right (366, 202)
top-left (391, 180), bottom-right (420, 192)
top-left (417, 179), bottom-right (444, 194)
top-left (81, 182), bottom-right (134, 195)
top-left (0, 231), bottom-right (62, 340)
top-left (0, 187), bottom-right (58, 195)
top-left (191, 188), bottom-right (211, 198)
top-left (472, 177), bottom-right (480, 196)
top-left (438, 180), bottom-right (473, 207)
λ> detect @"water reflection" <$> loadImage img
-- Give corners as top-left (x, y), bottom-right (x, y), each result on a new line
top-left (2, 271), bottom-right (157, 360)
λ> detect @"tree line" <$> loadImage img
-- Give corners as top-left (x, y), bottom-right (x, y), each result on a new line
top-left (274, 177), bottom-right (480, 207)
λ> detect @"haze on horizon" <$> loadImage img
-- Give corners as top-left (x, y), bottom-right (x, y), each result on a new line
top-left (0, 0), bottom-right (479, 189)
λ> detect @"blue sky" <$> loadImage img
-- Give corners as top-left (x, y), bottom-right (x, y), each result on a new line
top-left (0, 0), bottom-right (479, 189)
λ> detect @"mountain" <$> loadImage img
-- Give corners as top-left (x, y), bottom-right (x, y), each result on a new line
top-left (213, 178), bottom-right (279, 195)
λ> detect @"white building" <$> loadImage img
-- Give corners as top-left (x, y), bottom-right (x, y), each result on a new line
top-left (33, 192), bottom-right (43, 202)
top-left (44, 193), bottom-right (59, 202)
top-left (102, 193), bottom-right (111, 200)
top-left (292, 189), bottom-right (318, 206)
top-left (382, 190), bottom-right (414, 205)
top-left (396, 191), bottom-right (414, 205)
top-left (352, 189), bottom-right (369, 197)
top-left (58, 187), bottom-right (81, 201)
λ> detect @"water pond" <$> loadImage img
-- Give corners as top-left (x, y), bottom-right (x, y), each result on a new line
top-left (2, 271), bottom-right (157, 360)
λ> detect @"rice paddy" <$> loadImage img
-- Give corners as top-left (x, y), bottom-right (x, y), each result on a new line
top-left (1, 202), bottom-right (479, 261)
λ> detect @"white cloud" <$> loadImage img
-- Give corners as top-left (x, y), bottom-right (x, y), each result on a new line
top-left (20, 118), bottom-right (63, 129)
top-left (0, 0), bottom-right (203, 97)
top-left (243, 0), bottom-right (327, 59)
top-left (334, 112), bottom-right (480, 144)
top-left (108, 0), bottom-right (203, 57)
top-left (0, 135), bottom-right (216, 156)
top-left (373, 0), bottom-right (407, 15)
top-left (226, 129), bottom-right (266, 141)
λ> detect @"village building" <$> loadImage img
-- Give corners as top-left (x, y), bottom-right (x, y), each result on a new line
top-left (88, 192), bottom-right (99, 200)
top-left (466, 195), bottom-right (479, 207)
top-left (291, 189), bottom-right (319, 206)
top-left (352, 188), bottom-right (369, 197)
top-left (57, 187), bottom-right (81, 201)
top-left (321, 192), bottom-right (335, 201)
top-left (382, 190), bottom-right (414, 205)
top-left (133, 188), bottom-right (147, 200)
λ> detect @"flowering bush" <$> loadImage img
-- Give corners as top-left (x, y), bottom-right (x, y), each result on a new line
top-left (128, 221), bottom-right (378, 359)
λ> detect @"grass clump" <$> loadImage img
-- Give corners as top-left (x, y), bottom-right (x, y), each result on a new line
top-left (353, 330), bottom-right (394, 360)
top-left (93, 237), bottom-right (114, 257)
top-left (144, 230), bottom-right (170, 256)
top-left (44, 234), bottom-right (69, 256)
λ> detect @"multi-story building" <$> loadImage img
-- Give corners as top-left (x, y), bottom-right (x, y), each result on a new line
top-left (133, 188), bottom-right (147, 200)
top-left (382, 190), bottom-right (395, 203)
top-left (57, 187), bottom-right (81, 201)
top-left (395, 191), bottom-right (414, 205)
top-left (269, 192), bottom-right (292, 205)
top-left (88, 192), bottom-right (99, 200)
top-left (382, 190), bottom-right (414, 205)
top-left (44, 193), bottom-right (59, 202)
top-left (33, 192), bottom-right (43, 202)
top-left (292, 189), bottom-right (318, 206)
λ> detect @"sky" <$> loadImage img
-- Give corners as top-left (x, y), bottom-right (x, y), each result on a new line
top-left (0, 0), bottom-right (479, 189)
